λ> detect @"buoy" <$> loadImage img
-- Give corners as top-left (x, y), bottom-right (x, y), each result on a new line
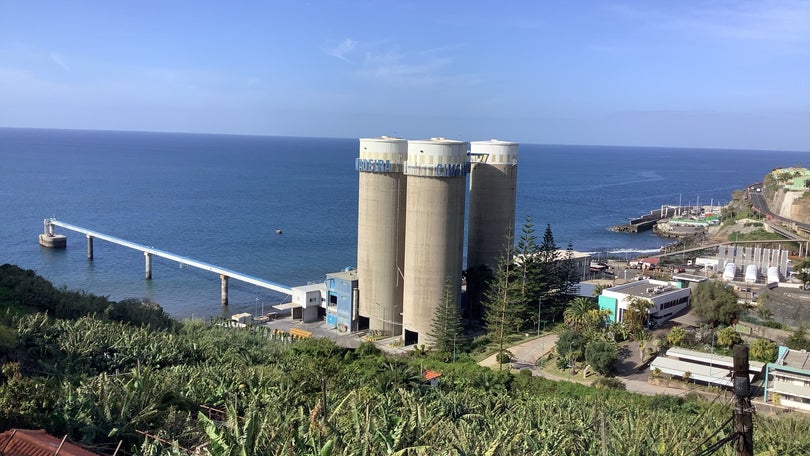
top-left (275, 229), bottom-right (282, 235)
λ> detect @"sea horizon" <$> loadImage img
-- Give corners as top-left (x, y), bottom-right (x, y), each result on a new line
top-left (2, 127), bottom-right (808, 318)
top-left (4, 126), bottom-right (809, 155)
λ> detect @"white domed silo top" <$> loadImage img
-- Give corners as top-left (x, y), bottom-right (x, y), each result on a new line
top-left (357, 136), bottom-right (408, 173)
top-left (470, 139), bottom-right (518, 165)
top-left (405, 138), bottom-right (469, 177)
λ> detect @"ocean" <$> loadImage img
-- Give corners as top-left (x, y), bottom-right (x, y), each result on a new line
top-left (1, 128), bottom-right (807, 318)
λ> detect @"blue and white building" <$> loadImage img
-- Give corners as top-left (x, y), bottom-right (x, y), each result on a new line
top-left (325, 269), bottom-right (359, 333)
top-left (598, 279), bottom-right (691, 326)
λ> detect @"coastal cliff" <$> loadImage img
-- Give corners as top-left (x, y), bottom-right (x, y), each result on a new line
top-left (763, 167), bottom-right (810, 224)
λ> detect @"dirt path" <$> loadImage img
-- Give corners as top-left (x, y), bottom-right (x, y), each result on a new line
top-left (478, 334), bottom-right (700, 397)
top-left (479, 334), bottom-right (559, 368)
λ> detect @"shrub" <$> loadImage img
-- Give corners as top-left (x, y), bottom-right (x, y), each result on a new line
top-left (584, 340), bottom-right (618, 376)
top-left (750, 338), bottom-right (778, 363)
top-left (592, 377), bottom-right (626, 390)
top-left (666, 327), bottom-right (688, 347)
top-left (716, 326), bottom-right (742, 348)
top-left (355, 341), bottom-right (382, 358)
top-left (495, 350), bottom-right (512, 364)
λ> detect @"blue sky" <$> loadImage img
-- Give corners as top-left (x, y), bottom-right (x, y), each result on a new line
top-left (1, 0), bottom-right (809, 150)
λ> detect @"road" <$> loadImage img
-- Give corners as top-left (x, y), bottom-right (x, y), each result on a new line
top-left (748, 184), bottom-right (810, 240)
top-left (478, 334), bottom-right (718, 398)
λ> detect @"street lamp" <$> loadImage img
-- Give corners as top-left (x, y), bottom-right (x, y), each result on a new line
top-left (537, 297), bottom-right (542, 336)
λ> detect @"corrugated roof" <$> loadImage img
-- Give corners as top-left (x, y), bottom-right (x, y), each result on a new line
top-left (422, 369), bottom-right (442, 381)
top-left (0, 429), bottom-right (100, 456)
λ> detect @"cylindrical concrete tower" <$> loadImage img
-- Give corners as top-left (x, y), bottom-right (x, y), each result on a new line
top-left (467, 140), bottom-right (519, 270)
top-left (356, 137), bottom-right (408, 336)
top-left (401, 138), bottom-right (469, 346)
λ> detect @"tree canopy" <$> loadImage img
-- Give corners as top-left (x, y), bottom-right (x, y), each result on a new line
top-left (483, 245), bottom-right (523, 370)
top-left (585, 340), bottom-right (618, 376)
top-left (429, 278), bottom-right (464, 354)
top-left (691, 280), bottom-right (744, 326)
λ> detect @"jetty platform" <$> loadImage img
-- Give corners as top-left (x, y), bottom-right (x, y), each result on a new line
top-left (611, 206), bottom-right (687, 233)
top-left (38, 218), bottom-right (292, 305)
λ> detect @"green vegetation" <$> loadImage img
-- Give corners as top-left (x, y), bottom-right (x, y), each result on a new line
top-left (719, 190), bottom-right (758, 226)
top-left (786, 327), bottom-right (810, 351)
top-left (793, 258), bottom-right (810, 289)
top-left (3, 265), bottom-right (810, 454)
top-left (584, 340), bottom-right (618, 376)
top-left (428, 278), bottom-right (464, 355)
top-left (727, 229), bottom-right (785, 242)
top-left (484, 218), bottom-right (580, 334)
top-left (666, 327), bottom-right (688, 347)
top-left (484, 244), bottom-right (523, 371)
top-left (715, 326), bottom-right (742, 348)
top-left (691, 281), bottom-right (744, 326)
top-left (749, 338), bottom-right (778, 363)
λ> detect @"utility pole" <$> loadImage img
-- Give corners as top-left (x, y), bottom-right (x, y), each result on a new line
top-left (537, 298), bottom-right (542, 336)
top-left (733, 344), bottom-right (753, 456)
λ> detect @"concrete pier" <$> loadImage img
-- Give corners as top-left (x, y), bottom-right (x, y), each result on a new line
top-left (38, 233), bottom-right (67, 248)
top-left (39, 218), bottom-right (67, 248)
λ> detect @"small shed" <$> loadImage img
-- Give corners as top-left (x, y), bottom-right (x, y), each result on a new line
top-left (638, 257), bottom-right (660, 270)
top-left (422, 369), bottom-right (442, 387)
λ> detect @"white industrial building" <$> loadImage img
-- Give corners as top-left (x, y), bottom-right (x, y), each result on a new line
top-left (290, 283), bottom-right (326, 323)
top-left (764, 347), bottom-right (810, 412)
top-left (650, 347), bottom-right (765, 388)
top-left (598, 279), bottom-right (690, 327)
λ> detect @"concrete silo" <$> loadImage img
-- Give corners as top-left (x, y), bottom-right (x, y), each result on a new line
top-left (356, 137), bottom-right (408, 336)
top-left (467, 140), bottom-right (519, 270)
top-left (401, 138), bottom-right (469, 346)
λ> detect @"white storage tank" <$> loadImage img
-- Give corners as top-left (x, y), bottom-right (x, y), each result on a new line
top-left (356, 137), bottom-right (408, 336)
top-left (723, 262), bottom-right (736, 281)
top-left (744, 264), bottom-right (758, 283)
top-left (401, 138), bottom-right (469, 346)
top-left (467, 140), bottom-right (519, 270)
top-left (767, 266), bottom-right (780, 287)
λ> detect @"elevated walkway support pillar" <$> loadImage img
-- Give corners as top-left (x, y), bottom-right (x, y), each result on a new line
top-left (86, 235), bottom-right (94, 260)
top-left (220, 275), bottom-right (229, 306)
top-left (144, 252), bottom-right (152, 280)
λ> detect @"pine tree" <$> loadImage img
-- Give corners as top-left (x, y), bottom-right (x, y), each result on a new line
top-left (538, 224), bottom-right (559, 265)
top-left (555, 241), bottom-right (580, 296)
top-left (515, 216), bottom-right (540, 301)
top-left (536, 224), bottom-right (566, 313)
top-left (429, 278), bottom-right (464, 354)
top-left (484, 243), bottom-right (523, 370)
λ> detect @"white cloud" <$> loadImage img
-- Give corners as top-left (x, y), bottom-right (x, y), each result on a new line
top-left (358, 45), bottom-right (478, 88)
top-left (49, 52), bottom-right (69, 71)
top-left (667, 0), bottom-right (810, 42)
top-left (609, 0), bottom-right (810, 43)
top-left (327, 38), bottom-right (358, 61)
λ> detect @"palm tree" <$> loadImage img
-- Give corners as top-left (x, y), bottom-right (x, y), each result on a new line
top-left (623, 297), bottom-right (653, 334)
top-left (563, 297), bottom-right (597, 332)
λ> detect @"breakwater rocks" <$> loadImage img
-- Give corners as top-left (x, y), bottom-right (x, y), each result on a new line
top-left (611, 206), bottom-right (680, 233)
top-left (611, 205), bottom-right (709, 234)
